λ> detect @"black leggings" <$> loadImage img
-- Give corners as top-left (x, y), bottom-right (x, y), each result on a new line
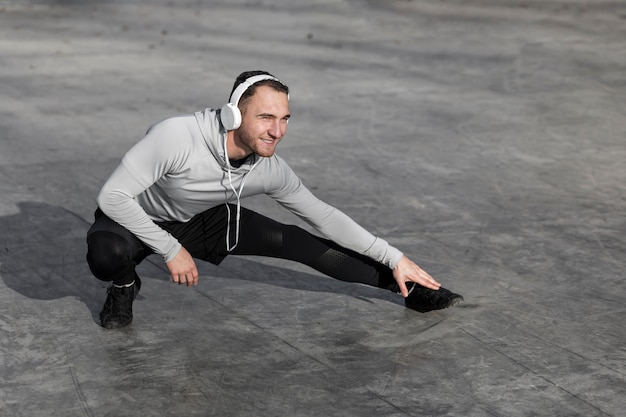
top-left (86, 205), bottom-right (398, 292)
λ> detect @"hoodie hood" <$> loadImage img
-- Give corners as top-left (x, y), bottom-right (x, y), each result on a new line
top-left (194, 108), bottom-right (259, 173)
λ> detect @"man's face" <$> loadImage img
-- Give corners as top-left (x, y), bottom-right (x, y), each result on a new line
top-left (233, 85), bottom-right (290, 158)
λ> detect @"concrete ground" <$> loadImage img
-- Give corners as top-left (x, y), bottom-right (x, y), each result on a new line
top-left (1, 0), bottom-right (625, 416)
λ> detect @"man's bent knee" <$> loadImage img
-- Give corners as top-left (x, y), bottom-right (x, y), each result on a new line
top-left (86, 231), bottom-right (135, 282)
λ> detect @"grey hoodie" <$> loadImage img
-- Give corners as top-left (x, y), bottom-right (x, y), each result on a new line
top-left (97, 108), bottom-right (403, 268)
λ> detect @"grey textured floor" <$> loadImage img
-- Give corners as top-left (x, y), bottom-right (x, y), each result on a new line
top-left (1, 1), bottom-right (625, 416)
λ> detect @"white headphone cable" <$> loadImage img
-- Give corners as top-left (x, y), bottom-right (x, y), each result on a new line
top-left (224, 135), bottom-right (260, 252)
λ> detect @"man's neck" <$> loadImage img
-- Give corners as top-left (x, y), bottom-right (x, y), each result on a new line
top-left (229, 155), bottom-right (251, 168)
top-left (225, 131), bottom-right (251, 161)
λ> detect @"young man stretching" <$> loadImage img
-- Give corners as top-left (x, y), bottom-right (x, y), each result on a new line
top-left (86, 70), bottom-right (463, 329)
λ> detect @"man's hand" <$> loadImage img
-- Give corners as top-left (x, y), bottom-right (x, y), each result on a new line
top-left (393, 255), bottom-right (441, 297)
top-left (166, 246), bottom-right (199, 287)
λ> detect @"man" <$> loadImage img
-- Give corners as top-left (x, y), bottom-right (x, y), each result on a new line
top-left (87, 70), bottom-right (463, 329)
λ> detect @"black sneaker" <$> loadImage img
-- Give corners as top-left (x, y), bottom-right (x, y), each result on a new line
top-left (404, 283), bottom-right (463, 313)
top-left (100, 277), bottom-right (141, 329)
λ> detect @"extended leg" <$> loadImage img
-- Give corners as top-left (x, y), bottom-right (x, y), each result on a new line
top-left (230, 208), bottom-right (463, 312)
top-left (229, 208), bottom-right (399, 291)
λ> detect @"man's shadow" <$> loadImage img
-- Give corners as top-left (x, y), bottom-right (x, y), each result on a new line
top-left (0, 202), bottom-right (399, 323)
top-left (0, 202), bottom-right (102, 313)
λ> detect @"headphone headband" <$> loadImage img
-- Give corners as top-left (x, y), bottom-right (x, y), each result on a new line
top-left (229, 74), bottom-right (280, 106)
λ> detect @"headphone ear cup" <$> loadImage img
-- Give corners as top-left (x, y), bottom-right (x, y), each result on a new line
top-left (220, 103), bottom-right (241, 131)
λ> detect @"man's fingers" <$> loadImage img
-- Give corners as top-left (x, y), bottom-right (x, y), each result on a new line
top-left (399, 281), bottom-right (409, 298)
top-left (172, 274), bottom-right (186, 285)
top-left (187, 273), bottom-right (196, 287)
top-left (416, 277), bottom-right (440, 290)
top-left (421, 277), bottom-right (441, 290)
top-left (415, 270), bottom-right (441, 290)
top-left (187, 271), bottom-right (198, 286)
top-left (171, 273), bottom-right (199, 286)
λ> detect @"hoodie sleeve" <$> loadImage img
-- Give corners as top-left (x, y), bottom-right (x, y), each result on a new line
top-left (265, 159), bottom-right (403, 269)
top-left (96, 119), bottom-right (191, 261)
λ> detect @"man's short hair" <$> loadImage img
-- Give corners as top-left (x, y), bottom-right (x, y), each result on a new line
top-left (229, 70), bottom-right (289, 111)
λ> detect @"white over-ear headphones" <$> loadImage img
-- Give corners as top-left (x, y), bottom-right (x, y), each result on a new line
top-left (220, 74), bottom-right (281, 131)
